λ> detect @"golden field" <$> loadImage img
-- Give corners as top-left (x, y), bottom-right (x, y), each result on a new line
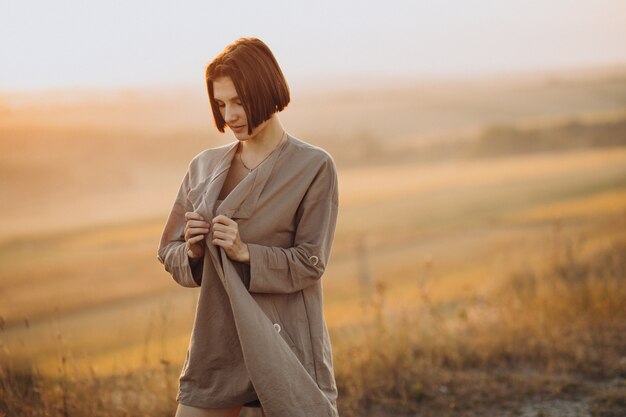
top-left (1, 69), bottom-right (626, 416)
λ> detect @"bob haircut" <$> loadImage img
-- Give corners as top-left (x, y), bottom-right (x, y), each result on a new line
top-left (205, 37), bottom-right (290, 135)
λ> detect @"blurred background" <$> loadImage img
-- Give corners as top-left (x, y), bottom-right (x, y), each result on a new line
top-left (1, 1), bottom-right (625, 416)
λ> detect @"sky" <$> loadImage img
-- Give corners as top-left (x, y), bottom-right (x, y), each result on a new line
top-left (1, 0), bottom-right (625, 91)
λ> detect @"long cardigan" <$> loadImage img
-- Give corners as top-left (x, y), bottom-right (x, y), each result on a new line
top-left (157, 134), bottom-right (340, 417)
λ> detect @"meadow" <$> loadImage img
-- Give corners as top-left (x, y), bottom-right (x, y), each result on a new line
top-left (1, 68), bottom-right (625, 416)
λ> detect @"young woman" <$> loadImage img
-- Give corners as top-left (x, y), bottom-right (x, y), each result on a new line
top-left (157, 38), bottom-right (340, 417)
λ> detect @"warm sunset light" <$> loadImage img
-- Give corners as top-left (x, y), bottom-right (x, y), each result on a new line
top-left (1, 0), bottom-right (625, 91)
top-left (1, 2), bottom-right (625, 417)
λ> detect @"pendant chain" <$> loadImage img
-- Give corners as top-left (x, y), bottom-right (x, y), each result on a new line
top-left (239, 131), bottom-right (287, 173)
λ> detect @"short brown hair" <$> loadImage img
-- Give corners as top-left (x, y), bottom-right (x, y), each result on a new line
top-left (205, 38), bottom-right (290, 135)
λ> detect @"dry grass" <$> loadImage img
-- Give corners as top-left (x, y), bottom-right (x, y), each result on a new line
top-left (332, 224), bottom-right (626, 417)
top-left (2, 220), bottom-right (624, 417)
top-left (2, 144), bottom-right (626, 415)
top-left (2, 76), bottom-right (626, 416)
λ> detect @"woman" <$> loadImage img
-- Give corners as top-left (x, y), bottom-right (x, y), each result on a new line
top-left (157, 38), bottom-right (340, 417)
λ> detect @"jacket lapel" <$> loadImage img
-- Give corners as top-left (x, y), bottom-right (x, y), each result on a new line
top-left (186, 141), bottom-right (239, 279)
top-left (189, 135), bottom-right (291, 221)
top-left (187, 136), bottom-right (291, 279)
top-left (220, 135), bottom-right (290, 220)
top-left (187, 141), bottom-right (238, 221)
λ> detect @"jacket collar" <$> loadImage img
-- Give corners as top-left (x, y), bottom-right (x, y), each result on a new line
top-left (188, 135), bottom-right (291, 221)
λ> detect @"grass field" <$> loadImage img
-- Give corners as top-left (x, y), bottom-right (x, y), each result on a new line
top-left (1, 71), bottom-right (626, 416)
top-left (2, 144), bottom-right (625, 416)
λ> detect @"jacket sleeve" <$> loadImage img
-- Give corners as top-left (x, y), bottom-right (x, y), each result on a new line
top-left (156, 169), bottom-right (203, 288)
top-left (246, 156), bottom-right (339, 294)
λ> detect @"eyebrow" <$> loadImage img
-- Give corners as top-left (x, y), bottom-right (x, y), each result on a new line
top-left (213, 95), bottom-right (240, 103)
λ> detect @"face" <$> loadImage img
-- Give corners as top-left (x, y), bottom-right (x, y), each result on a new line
top-left (212, 76), bottom-right (269, 141)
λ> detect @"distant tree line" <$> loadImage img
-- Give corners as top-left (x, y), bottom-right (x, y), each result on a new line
top-left (315, 114), bottom-right (626, 167)
top-left (465, 116), bottom-right (626, 158)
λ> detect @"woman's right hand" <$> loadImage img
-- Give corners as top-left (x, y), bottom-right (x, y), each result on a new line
top-left (184, 212), bottom-right (211, 260)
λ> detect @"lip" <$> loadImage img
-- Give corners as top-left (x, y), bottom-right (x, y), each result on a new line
top-left (230, 125), bottom-right (246, 132)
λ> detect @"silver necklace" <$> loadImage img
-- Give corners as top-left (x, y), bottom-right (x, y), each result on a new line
top-left (239, 131), bottom-right (287, 173)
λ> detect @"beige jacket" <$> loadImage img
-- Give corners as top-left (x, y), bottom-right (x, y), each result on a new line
top-left (157, 134), bottom-right (340, 417)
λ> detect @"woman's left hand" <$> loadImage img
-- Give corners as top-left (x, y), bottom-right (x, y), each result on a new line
top-left (211, 215), bottom-right (250, 263)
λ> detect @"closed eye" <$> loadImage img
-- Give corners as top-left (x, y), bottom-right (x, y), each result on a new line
top-left (215, 101), bottom-right (242, 109)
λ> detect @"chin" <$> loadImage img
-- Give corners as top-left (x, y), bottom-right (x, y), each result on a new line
top-left (235, 130), bottom-right (257, 140)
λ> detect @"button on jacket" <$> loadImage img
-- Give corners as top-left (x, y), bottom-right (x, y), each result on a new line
top-left (157, 134), bottom-right (340, 417)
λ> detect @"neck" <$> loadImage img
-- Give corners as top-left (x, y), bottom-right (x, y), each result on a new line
top-left (240, 115), bottom-right (285, 155)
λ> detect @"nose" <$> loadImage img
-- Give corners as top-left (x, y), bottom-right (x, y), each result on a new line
top-left (224, 105), bottom-right (239, 125)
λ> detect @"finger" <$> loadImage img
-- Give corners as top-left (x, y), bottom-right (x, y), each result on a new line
top-left (212, 221), bottom-right (237, 233)
top-left (188, 220), bottom-right (211, 228)
top-left (211, 223), bottom-right (227, 233)
top-left (185, 229), bottom-right (206, 241)
top-left (188, 235), bottom-right (205, 244)
top-left (188, 227), bottom-right (210, 235)
top-left (185, 212), bottom-right (204, 221)
top-left (212, 215), bottom-right (235, 226)
top-left (212, 236), bottom-right (229, 247)
top-left (211, 230), bottom-right (225, 240)
top-left (213, 226), bottom-right (237, 241)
